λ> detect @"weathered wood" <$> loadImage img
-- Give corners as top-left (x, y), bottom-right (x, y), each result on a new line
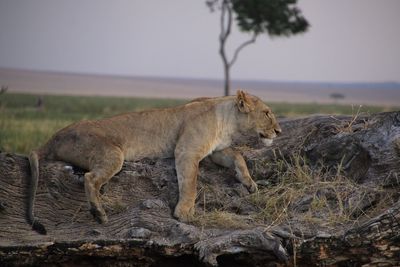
top-left (1, 111), bottom-right (399, 266)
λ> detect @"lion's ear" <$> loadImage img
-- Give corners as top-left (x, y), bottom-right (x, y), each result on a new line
top-left (236, 90), bottom-right (254, 113)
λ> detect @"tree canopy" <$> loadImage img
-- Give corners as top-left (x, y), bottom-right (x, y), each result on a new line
top-left (231, 0), bottom-right (309, 36)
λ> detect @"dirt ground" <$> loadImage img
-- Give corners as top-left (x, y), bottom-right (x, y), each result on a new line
top-left (1, 68), bottom-right (400, 106)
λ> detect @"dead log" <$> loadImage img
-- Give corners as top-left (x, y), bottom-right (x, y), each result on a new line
top-left (0, 111), bottom-right (399, 266)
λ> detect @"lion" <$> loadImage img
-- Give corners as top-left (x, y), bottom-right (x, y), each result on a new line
top-left (27, 90), bottom-right (281, 234)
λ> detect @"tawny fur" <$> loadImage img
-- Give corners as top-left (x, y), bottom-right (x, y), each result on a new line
top-left (27, 90), bottom-right (281, 234)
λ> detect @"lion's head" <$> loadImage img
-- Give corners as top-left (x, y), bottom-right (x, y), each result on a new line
top-left (235, 90), bottom-right (282, 146)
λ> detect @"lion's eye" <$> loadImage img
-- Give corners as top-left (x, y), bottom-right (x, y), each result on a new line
top-left (264, 111), bottom-right (272, 119)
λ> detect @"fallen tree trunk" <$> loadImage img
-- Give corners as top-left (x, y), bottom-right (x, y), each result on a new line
top-left (1, 111), bottom-right (399, 266)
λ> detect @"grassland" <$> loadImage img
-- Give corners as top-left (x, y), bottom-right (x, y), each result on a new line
top-left (0, 92), bottom-right (398, 154)
top-left (0, 93), bottom-right (185, 154)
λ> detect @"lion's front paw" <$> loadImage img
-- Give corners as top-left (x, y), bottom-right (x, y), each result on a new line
top-left (247, 180), bottom-right (258, 193)
top-left (173, 204), bottom-right (195, 222)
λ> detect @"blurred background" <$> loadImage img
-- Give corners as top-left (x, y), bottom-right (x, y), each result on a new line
top-left (0, 0), bottom-right (399, 153)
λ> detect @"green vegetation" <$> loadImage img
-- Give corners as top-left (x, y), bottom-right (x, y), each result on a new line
top-left (0, 92), bottom-right (397, 154)
top-left (0, 93), bottom-right (185, 154)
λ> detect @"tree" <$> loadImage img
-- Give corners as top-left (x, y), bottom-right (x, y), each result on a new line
top-left (0, 85), bottom-right (8, 95)
top-left (330, 92), bottom-right (346, 102)
top-left (206, 0), bottom-right (309, 96)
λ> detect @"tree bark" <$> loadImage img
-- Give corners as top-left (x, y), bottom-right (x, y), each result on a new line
top-left (1, 112), bottom-right (399, 266)
top-left (223, 63), bottom-right (230, 97)
top-left (219, 0), bottom-right (232, 96)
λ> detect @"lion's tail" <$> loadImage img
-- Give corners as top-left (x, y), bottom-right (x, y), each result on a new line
top-left (27, 150), bottom-right (47, 235)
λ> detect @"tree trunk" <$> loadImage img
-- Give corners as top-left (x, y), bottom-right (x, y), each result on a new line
top-left (219, 0), bottom-right (232, 97)
top-left (223, 63), bottom-right (230, 96)
top-left (1, 111), bottom-right (399, 266)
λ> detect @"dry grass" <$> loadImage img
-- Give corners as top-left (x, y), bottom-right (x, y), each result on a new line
top-left (249, 152), bottom-right (396, 229)
top-left (193, 210), bottom-right (251, 230)
top-left (331, 104), bottom-right (369, 134)
top-left (192, 184), bottom-right (252, 229)
top-left (194, 151), bottom-right (397, 232)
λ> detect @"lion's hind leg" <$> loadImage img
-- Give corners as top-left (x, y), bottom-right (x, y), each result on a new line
top-left (84, 147), bottom-right (124, 224)
top-left (210, 147), bottom-right (258, 193)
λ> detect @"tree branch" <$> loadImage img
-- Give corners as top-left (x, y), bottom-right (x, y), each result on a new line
top-left (219, 0), bottom-right (232, 43)
top-left (219, 0), bottom-right (232, 66)
top-left (229, 33), bottom-right (258, 67)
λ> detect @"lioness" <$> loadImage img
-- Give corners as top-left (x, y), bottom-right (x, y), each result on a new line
top-left (27, 90), bottom-right (281, 234)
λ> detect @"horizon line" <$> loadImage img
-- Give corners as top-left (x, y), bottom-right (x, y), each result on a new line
top-left (1, 66), bottom-right (399, 87)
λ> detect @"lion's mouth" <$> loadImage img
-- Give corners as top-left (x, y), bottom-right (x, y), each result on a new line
top-left (259, 133), bottom-right (267, 139)
top-left (258, 133), bottom-right (273, 146)
top-left (261, 138), bottom-right (273, 146)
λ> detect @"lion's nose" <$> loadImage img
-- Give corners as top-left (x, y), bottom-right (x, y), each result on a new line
top-left (274, 128), bottom-right (282, 136)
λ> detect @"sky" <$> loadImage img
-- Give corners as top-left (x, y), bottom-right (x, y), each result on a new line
top-left (0, 0), bottom-right (399, 83)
